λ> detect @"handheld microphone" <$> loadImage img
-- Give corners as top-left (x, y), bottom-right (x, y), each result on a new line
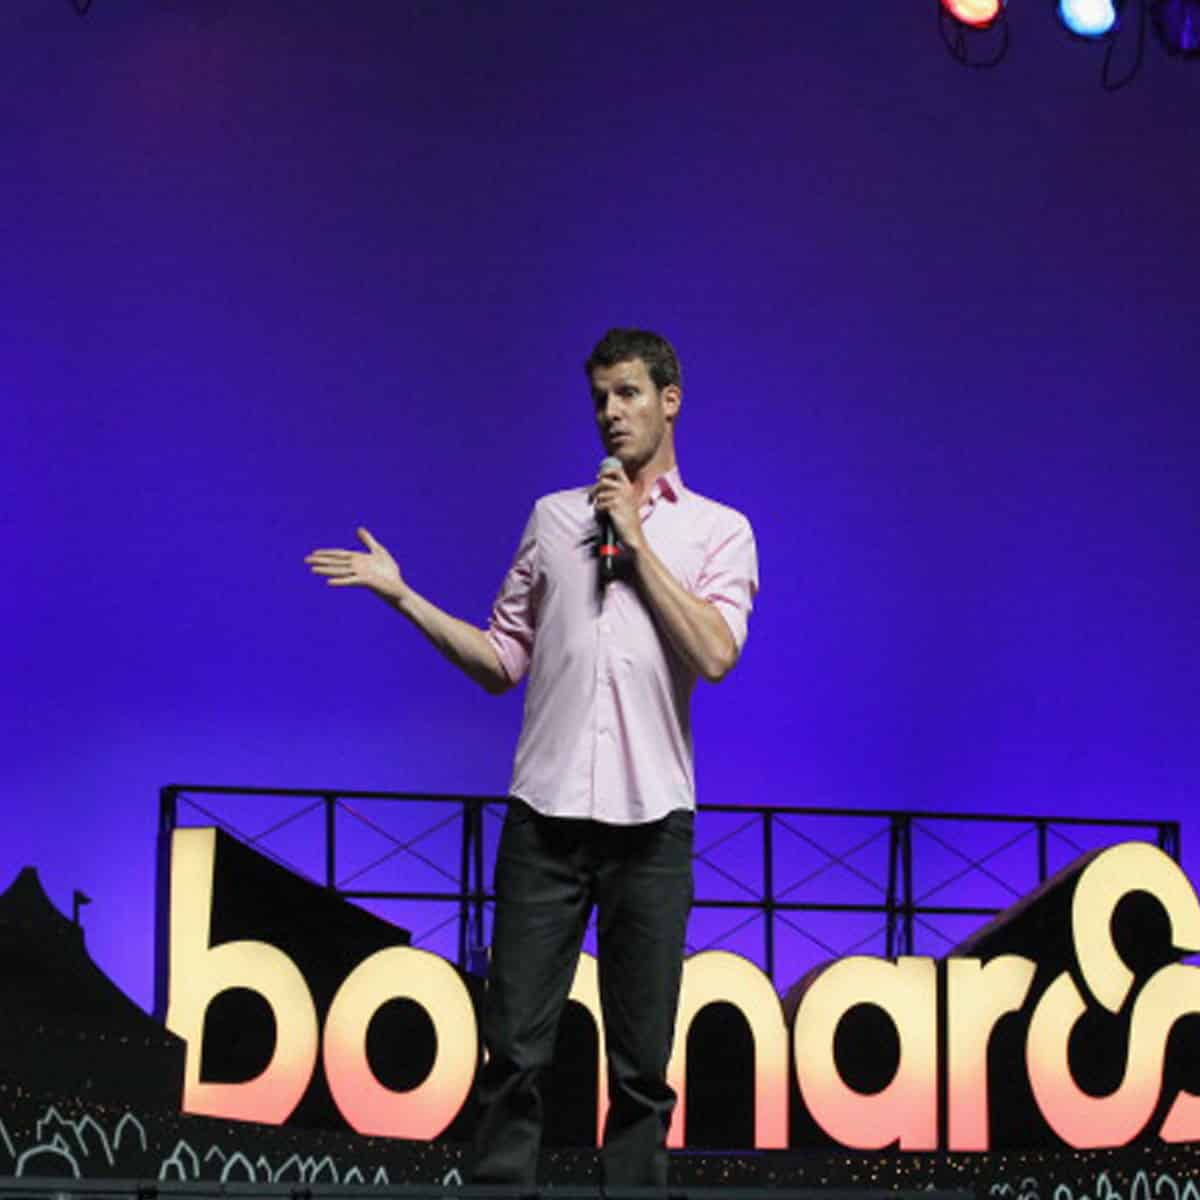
top-left (597, 455), bottom-right (623, 582)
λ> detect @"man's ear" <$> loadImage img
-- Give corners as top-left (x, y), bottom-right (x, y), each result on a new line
top-left (662, 384), bottom-right (682, 423)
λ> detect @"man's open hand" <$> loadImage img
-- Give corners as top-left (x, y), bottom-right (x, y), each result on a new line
top-left (305, 527), bottom-right (405, 601)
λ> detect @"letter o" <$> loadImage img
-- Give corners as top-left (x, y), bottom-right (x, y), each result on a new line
top-left (323, 945), bottom-right (477, 1138)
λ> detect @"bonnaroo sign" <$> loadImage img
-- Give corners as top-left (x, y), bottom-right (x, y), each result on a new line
top-left (162, 829), bottom-right (1200, 1152)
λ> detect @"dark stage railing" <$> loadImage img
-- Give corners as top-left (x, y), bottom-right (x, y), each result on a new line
top-left (157, 784), bottom-right (1180, 996)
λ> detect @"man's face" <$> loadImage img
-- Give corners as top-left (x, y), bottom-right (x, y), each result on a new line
top-left (590, 358), bottom-right (680, 472)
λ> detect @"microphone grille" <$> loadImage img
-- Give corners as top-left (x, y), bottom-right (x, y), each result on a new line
top-left (599, 456), bottom-right (623, 472)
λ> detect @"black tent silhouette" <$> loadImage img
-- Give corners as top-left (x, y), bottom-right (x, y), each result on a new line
top-left (0, 867), bottom-right (184, 1112)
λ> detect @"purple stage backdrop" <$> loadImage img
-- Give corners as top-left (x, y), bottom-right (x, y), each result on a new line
top-left (3, 0), bottom-right (1198, 1016)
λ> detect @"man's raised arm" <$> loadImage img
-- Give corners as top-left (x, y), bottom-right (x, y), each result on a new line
top-left (305, 526), bottom-right (511, 694)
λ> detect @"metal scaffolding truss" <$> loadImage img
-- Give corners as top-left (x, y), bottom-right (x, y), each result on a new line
top-left (158, 784), bottom-right (1181, 989)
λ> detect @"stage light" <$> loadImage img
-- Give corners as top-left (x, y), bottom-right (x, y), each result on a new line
top-left (939, 0), bottom-right (1010, 67)
top-left (1058, 0), bottom-right (1120, 36)
top-left (1151, 0), bottom-right (1200, 53)
top-left (941, 0), bottom-right (1005, 30)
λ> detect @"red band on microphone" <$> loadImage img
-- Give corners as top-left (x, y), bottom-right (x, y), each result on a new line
top-left (598, 545), bottom-right (620, 557)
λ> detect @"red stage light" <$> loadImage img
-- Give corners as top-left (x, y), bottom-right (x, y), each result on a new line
top-left (941, 0), bottom-right (1005, 28)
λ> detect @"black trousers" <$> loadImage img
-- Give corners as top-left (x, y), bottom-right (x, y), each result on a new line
top-left (469, 798), bottom-right (694, 1188)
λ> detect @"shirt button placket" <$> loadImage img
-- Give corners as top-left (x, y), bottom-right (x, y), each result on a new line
top-left (593, 613), bottom-right (612, 812)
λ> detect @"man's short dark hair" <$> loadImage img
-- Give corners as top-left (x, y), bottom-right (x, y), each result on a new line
top-left (584, 328), bottom-right (682, 392)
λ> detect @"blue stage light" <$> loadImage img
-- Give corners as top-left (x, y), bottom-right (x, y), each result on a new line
top-left (1058, 0), bottom-right (1120, 36)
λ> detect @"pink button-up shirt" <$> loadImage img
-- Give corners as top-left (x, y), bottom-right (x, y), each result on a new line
top-left (486, 467), bottom-right (758, 825)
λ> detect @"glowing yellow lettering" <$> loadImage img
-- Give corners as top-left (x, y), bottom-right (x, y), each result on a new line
top-left (793, 956), bottom-right (937, 1150)
top-left (946, 955), bottom-right (1036, 1150)
top-left (1072, 842), bottom-right (1200, 1013)
top-left (1026, 843), bottom-right (1200, 1147)
top-left (668, 950), bottom-right (789, 1148)
top-left (322, 945), bottom-right (476, 1138)
top-left (165, 828), bottom-right (319, 1123)
top-left (567, 952), bottom-right (607, 1146)
top-left (160, 830), bottom-right (1200, 1153)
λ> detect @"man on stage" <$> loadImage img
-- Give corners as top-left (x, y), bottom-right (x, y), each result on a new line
top-left (305, 327), bottom-right (758, 1187)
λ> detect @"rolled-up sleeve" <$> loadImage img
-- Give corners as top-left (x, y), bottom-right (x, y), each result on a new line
top-left (696, 512), bottom-right (758, 653)
top-left (486, 507), bottom-right (539, 685)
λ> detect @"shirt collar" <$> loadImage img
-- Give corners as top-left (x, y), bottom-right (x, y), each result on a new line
top-left (652, 466), bottom-right (683, 504)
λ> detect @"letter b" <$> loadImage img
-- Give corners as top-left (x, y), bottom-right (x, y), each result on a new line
top-left (164, 828), bottom-right (319, 1123)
